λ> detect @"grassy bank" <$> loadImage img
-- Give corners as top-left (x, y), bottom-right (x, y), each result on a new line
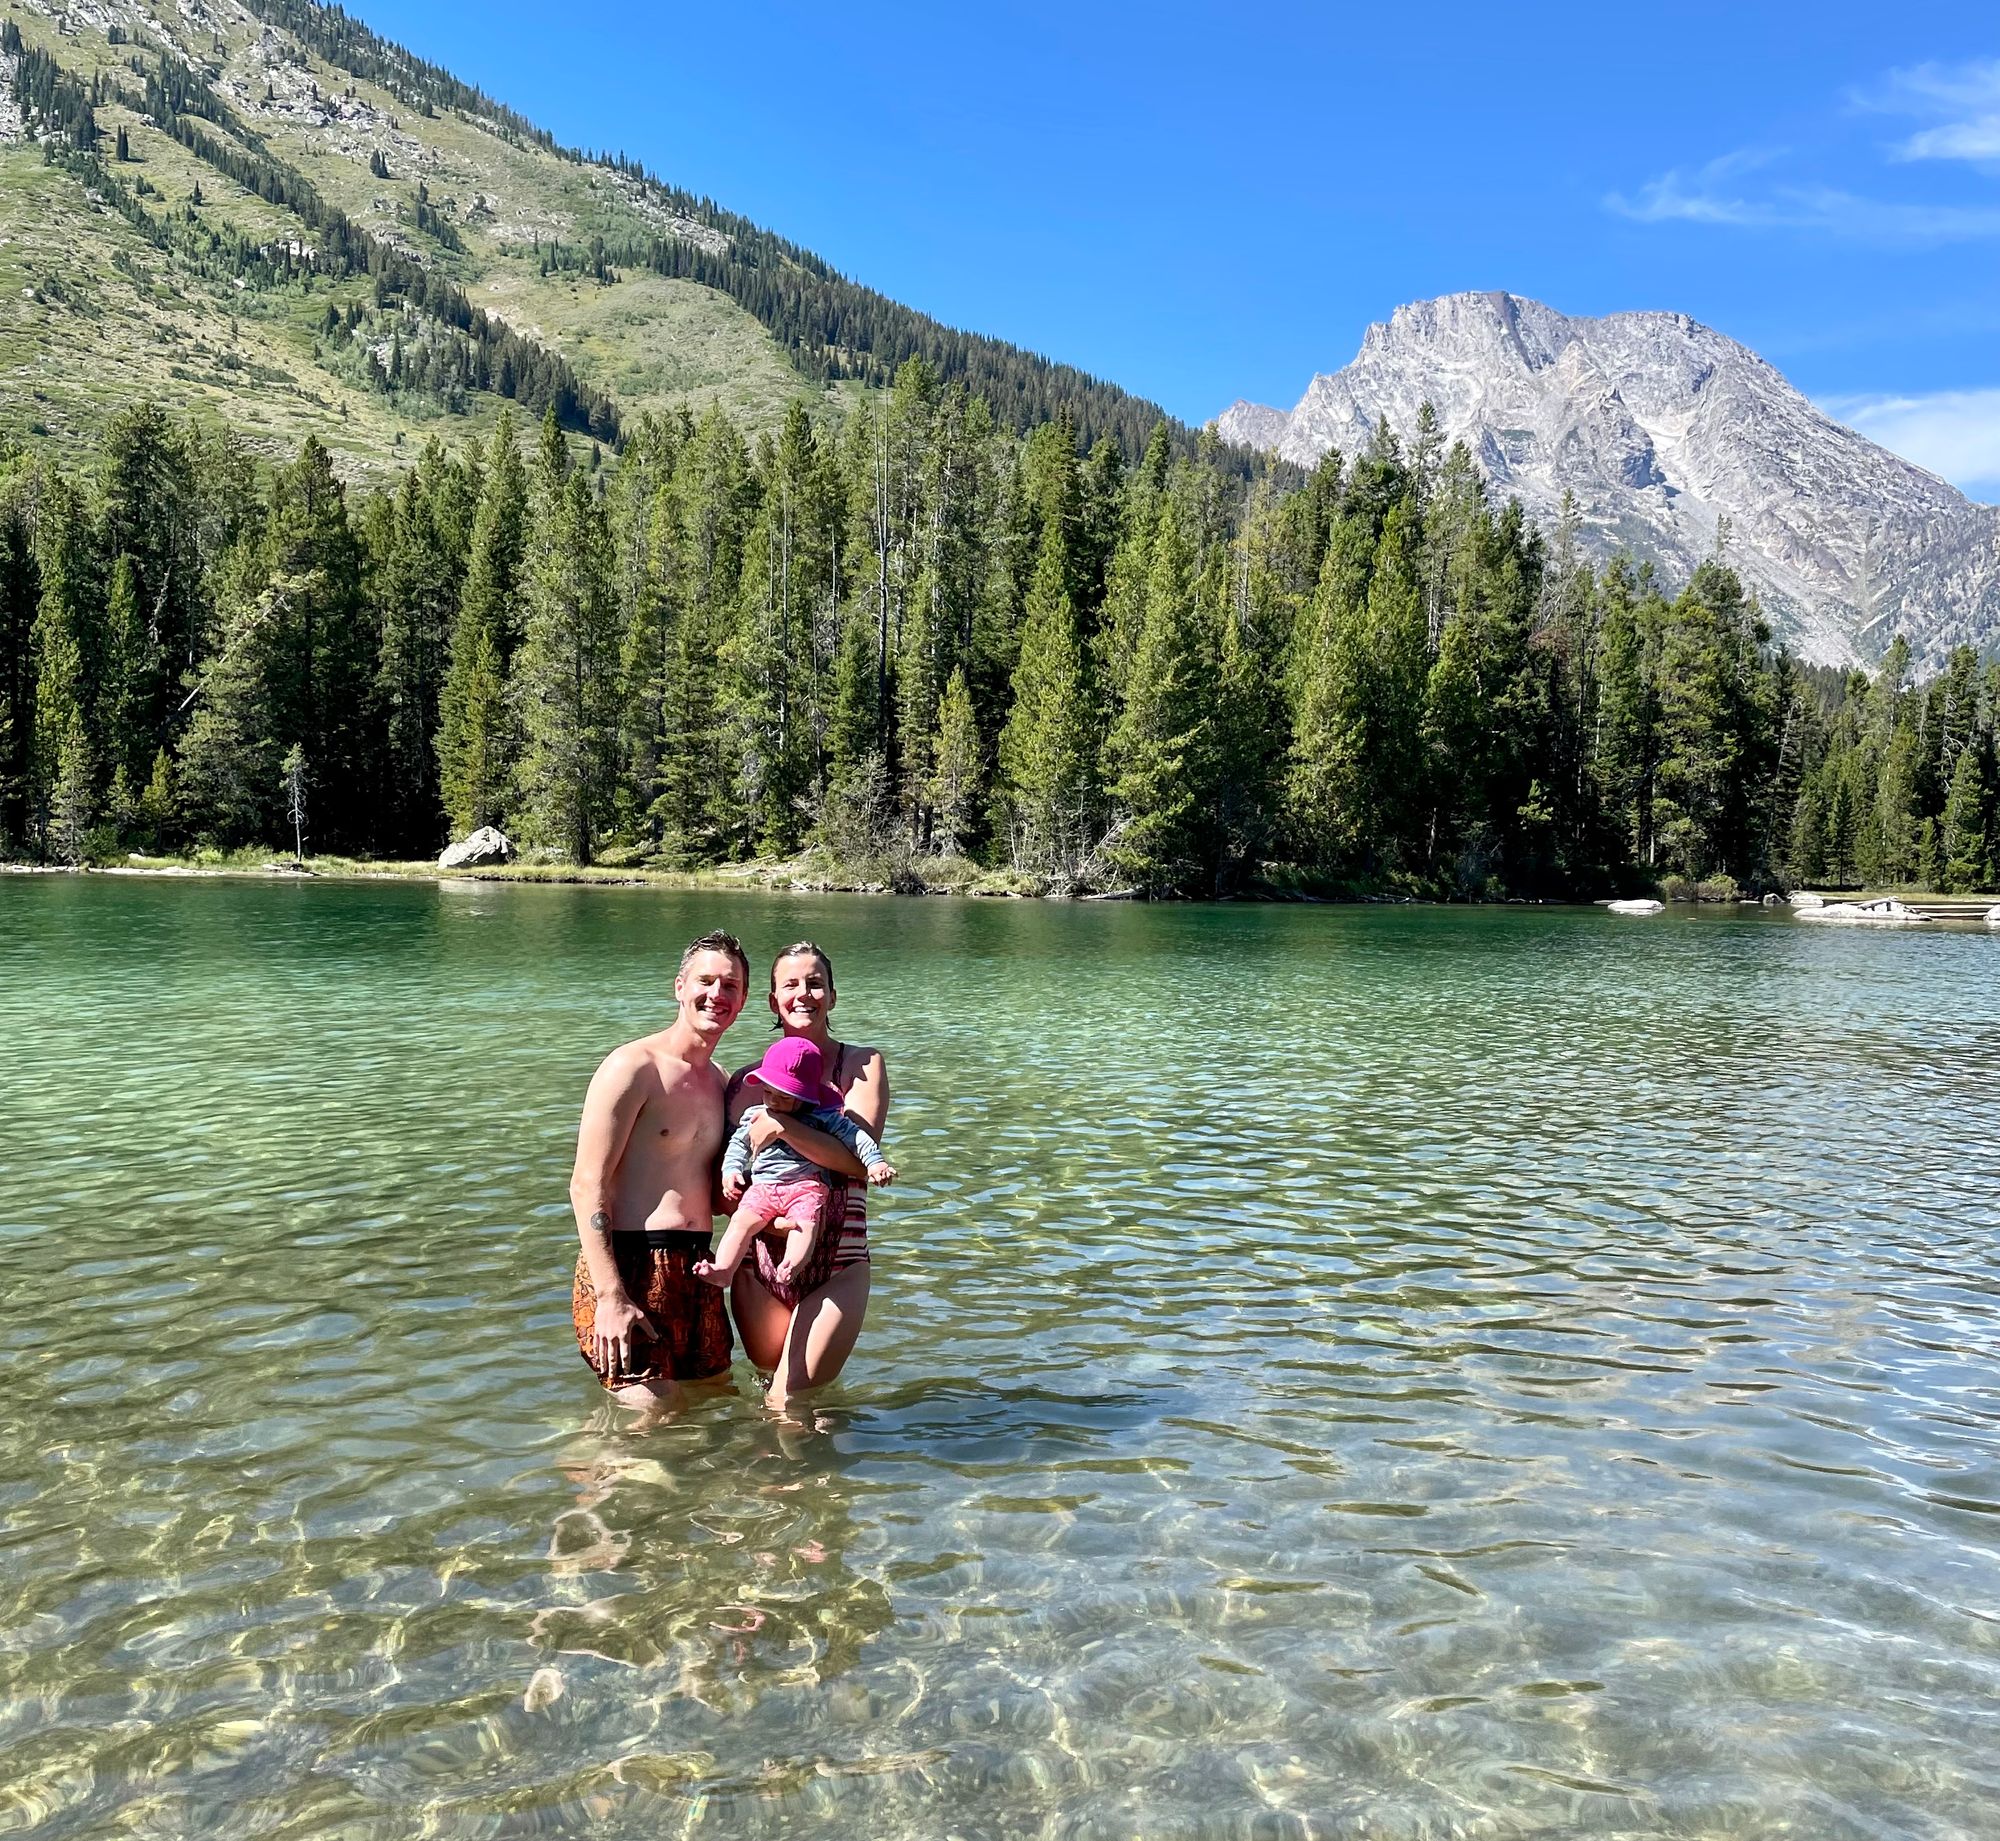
top-left (4, 846), bottom-right (1047, 899)
top-left (15, 848), bottom-right (1991, 907)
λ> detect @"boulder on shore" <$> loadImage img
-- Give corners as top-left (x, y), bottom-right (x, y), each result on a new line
top-left (438, 826), bottom-right (513, 870)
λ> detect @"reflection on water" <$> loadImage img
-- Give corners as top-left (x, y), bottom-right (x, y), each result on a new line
top-left (2, 877), bottom-right (1998, 1837)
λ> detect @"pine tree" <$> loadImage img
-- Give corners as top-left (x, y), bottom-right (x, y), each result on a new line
top-left (896, 583), bottom-right (938, 845)
top-left (820, 599), bottom-right (883, 851)
top-left (0, 482), bottom-right (38, 853)
top-left (514, 438), bottom-right (621, 863)
top-left (176, 438), bottom-right (368, 849)
top-left (439, 410), bottom-right (528, 835)
top-left (28, 476), bottom-right (104, 854)
top-left (373, 440), bottom-right (462, 855)
top-left (139, 745), bottom-right (176, 852)
top-left (1649, 559), bottom-right (1773, 884)
top-left (264, 437), bottom-right (371, 849)
top-left (1211, 539), bottom-right (1284, 892)
top-left (645, 407), bottom-right (750, 863)
top-left (1285, 506), bottom-right (1374, 871)
top-left (280, 741), bottom-right (307, 862)
top-left (1096, 422), bottom-right (1172, 707)
top-left (99, 553), bottom-right (153, 822)
top-left (1942, 733), bottom-right (1993, 892)
top-left (176, 548), bottom-right (279, 844)
top-left (996, 517), bottom-right (1099, 880)
top-left (1102, 497), bottom-right (1213, 894)
top-left (929, 665), bottom-right (982, 857)
top-left (49, 712), bottom-right (94, 866)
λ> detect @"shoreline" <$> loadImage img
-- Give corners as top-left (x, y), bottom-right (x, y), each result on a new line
top-left (6, 855), bottom-right (1994, 911)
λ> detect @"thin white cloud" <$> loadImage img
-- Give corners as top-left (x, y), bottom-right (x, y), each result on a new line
top-left (1822, 387), bottom-right (2000, 497)
top-left (1862, 57), bottom-right (2000, 114)
top-left (1858, 58), bottom-right (2000, 166)
top-left (1616, 59), bottom-right (2000, 237)
top-left (1607, 169), bottom-right (2000, 241)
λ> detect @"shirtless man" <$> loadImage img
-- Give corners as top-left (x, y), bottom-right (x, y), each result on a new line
top-left (568, 930), bottom-right (748, 1407)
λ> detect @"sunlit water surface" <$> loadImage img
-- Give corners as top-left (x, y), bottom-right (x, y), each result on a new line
top-left (2, 878), bottom-right (1998, 1838)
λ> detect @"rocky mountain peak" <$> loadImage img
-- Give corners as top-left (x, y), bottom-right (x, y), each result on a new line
top-left (1218, 292), bottom-right (2000, 666)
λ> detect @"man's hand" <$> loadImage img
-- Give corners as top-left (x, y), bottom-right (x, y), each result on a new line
top-left (867, 1162), bottom-right (896, 1188)
top-left (593, 1289), bottom-right (655, 1378)
top-left (722, 1172), bottom-right (747, 1205)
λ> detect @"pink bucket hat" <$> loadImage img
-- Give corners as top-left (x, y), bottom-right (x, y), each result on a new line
top-left (746, 1037), bottom-right (840, 1107)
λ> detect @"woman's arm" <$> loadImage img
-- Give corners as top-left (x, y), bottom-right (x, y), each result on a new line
top-left (761, 1113), bottom-right (866, 1180)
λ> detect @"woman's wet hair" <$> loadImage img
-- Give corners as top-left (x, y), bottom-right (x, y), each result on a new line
top-left (771, 941), bottom-right (834, 994)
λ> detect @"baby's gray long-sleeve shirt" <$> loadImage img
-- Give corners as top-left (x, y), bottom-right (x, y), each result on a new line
top-left (723, 1103), bottom-right (887, 1188)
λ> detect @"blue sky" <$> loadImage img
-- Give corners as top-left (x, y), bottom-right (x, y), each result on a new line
top-left (367, 0), bottom-right (2000, 495)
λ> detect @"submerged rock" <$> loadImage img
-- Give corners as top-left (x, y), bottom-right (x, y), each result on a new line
top-left (438, 826), bottom-right (513, 870)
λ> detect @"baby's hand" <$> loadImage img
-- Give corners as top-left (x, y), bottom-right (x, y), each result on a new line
top-left (722, 1173), bottom-right (747, 1205)
top-left (867, 1163), bottom-right (896, 1188)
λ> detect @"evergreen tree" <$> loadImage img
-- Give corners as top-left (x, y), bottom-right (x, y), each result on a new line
top-left (48, 712), bottom-right (94, 866)
top-left (1210, 540), bottom-right (1284, 892)
top-left (1286, 505), bottom-right (1376, 871)
top-left (373, 439), bottom-right (464, 854)
top-left (929, 665), bottom-right (982, 856)
top-left (138, 745), bottom-right (177, 851)
top-left (30, 472), bottom-right (102, 840)
top-left (1652, 559), bottom-right (1773, 883)
top-left (1942, 732), bottom-right (1994, 892)
top-left (996, 518), bottom-right (1099, 879)
top-left (177, 547), bottom-right (280, 843)
top-left (99, 401), bottom-right (201, 771)
top-left (439, 410), bottom-right (528, 834)
top-left (1591, 561), bottom-right (1657, 870)
top-left (99, 553), bottom-right (152, 814)
top-left (1102, 497), bottom-right (1213, 894)
top-left (514, 431), bottom-right (621, 862)
top-left (1096, 422), bottom-right (1173, 706)
top-left (0, 482), bottom-right (38, 852)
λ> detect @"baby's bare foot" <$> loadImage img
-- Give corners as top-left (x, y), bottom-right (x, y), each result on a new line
top-left (693, 1259), bottom-right (730, 1289)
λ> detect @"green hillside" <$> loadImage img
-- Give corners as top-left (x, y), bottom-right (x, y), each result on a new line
top-left (0, 0), bottom-right (1204, 478)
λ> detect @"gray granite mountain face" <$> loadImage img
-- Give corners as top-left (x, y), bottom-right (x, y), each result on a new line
top-left (1216, 292), bottom-right (2000, 667)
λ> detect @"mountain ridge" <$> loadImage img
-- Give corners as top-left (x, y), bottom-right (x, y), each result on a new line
top-left (1, 0), bottom-right (1227, 474)
top-left (1216, 291), bottom-right (2000, 667)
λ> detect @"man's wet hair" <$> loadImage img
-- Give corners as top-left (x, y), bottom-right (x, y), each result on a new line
top-left (770, 939), bottom-right (834, 993)
top-left (679, 930), bottom-right (749, 985)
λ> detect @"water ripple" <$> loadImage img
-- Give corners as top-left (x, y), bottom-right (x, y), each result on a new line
top-left (2, 881), bottom-right (1998, 1837)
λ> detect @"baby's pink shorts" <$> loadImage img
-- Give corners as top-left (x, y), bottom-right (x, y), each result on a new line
top-left (738, 1176), bottom-right (836, 1234)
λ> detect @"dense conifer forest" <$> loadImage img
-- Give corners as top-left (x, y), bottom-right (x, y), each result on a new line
top-left (2, 379), bottom-right (1995, 896)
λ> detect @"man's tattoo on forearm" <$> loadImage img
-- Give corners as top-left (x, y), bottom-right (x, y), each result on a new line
top-left (588, 1209), bottom-right (613, 1242)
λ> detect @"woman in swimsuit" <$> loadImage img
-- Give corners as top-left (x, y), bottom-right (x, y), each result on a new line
top-left (726, 941), bottom-right (889, 1410)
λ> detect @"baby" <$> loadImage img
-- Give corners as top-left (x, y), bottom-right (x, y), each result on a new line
top-left (696, 1036), bottom-right (894, 1295)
